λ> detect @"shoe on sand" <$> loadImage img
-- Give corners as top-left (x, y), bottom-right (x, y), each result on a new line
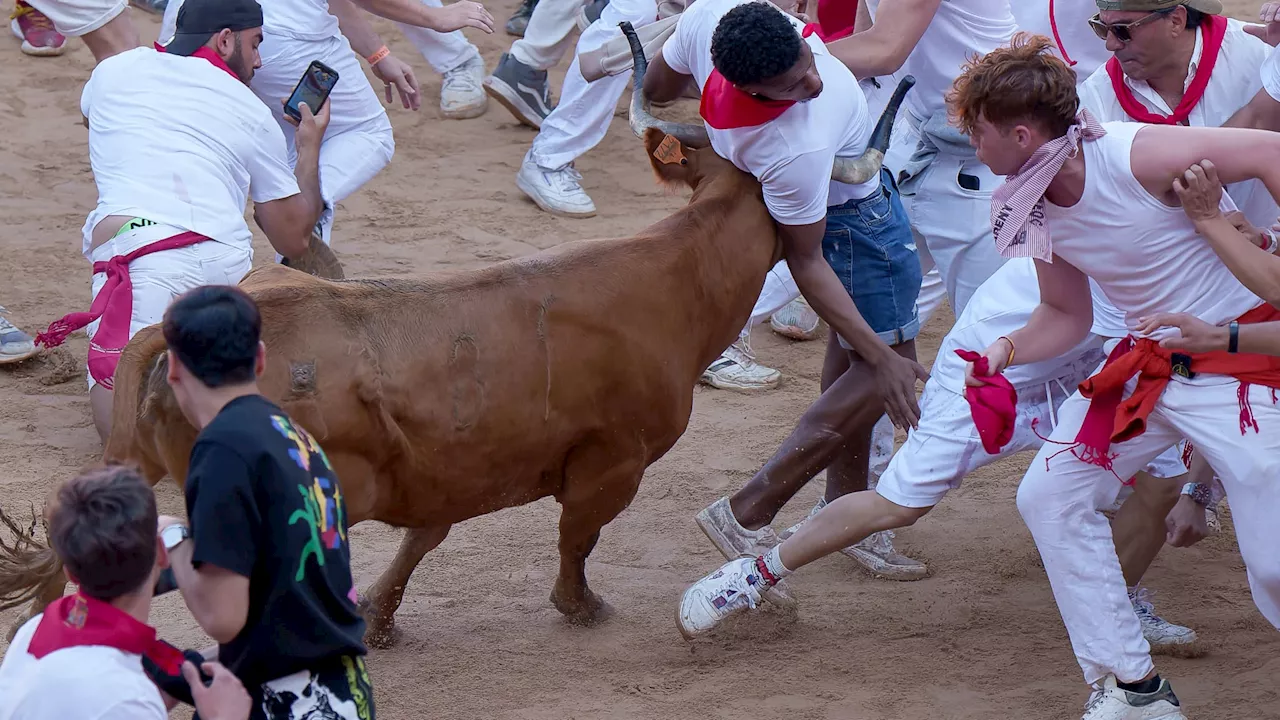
top-left (677, 557), bottom-right (764, 639)
top-left (700, 335), bottom-right (780, 391)
top-left (440, 53), bottom-right (487, 119)
top-left (483, 52), bottom-right (554, 129)
top-left (0, 307), bottom-right (39, 364)
top-left (1082, 674), bottom-right (1186, 720)
top-left (694, 497), bottom-right (794, 608)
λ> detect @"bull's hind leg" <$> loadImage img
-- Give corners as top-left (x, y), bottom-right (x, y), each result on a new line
top-left (551, 443), bottom-right (646, 625)
top-left (360, 524), bottom-right (451, 649)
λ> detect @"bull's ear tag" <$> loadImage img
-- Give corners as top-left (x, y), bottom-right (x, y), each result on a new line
top-left (654, 134), bottom-right (688, 165)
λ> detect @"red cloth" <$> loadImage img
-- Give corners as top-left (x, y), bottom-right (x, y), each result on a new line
top-left (1105, 14), bottom-right (1226, 125)
top-left (152, 41), bottom-right (240, 80)
top-left (698, 23), bottom-right (846, 130)
top-left (28, 593), bottom-right (185, 676)
top-left (35, 231), bottom-right (210, 389)
top-left (1048, 0), bottom-right (1077, 67)
top-left (816, 0), bottom-right (857, 40)
top-left (1068, 303), bottom-right (1280, 474)
top-left (955, 349), bottom-right (1018, 455)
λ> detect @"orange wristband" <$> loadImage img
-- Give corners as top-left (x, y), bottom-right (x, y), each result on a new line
top-left (367, 45), bottom-right (390, 65)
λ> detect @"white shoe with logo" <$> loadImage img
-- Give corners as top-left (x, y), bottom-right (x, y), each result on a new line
top-left (676, 557), bottom-right (765, 639)
top-left (516, 155), bottom-right (597, 217)
top-left (700, 334), bottom-right (781, 391)
top-left (1082, 675), bottom-right (1186, 720)
top-left (694, 497), bottom-right (794, 608)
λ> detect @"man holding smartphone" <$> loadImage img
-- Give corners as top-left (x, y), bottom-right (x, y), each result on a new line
top-left (33, 0), bottom-right (329, 446)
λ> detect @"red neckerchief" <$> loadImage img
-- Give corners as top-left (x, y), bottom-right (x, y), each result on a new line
top-left (26, 593), bottom-right (185, 676)
top-left (1105, 13), bottom-right (1226, 125)
top-left (152, 41), bottom-right (240, 81)
top-left (816, 0), bottom-right (857, 41)
top-left (699, 23), bottom-right (847, 130)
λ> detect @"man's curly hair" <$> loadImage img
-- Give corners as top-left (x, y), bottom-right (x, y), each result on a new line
top-left (711, 1), bottom-right (802, 87)
top-left (946, 32), bottom-right (1079, 138)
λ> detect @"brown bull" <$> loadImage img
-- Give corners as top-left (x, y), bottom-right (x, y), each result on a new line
top-left (1, 26), bottom-right (910, 645)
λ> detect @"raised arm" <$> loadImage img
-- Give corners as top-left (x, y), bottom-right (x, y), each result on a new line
top-left (824, 0), bottom-right (942, 79)
top-left (328, 0), bottom-right (421, 110)
top-left (346, 0), bottom-right (494, 33)
top-left (1223, 87), bottom-right (1280, 132)
top-left (1130, 124), bottom-right (1280, 209)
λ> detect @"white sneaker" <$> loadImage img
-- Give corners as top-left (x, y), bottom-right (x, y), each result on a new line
top-left (769, 297), bottom-right (824, 341)
top-left (1082, 675), bottom-right (1186, 720)
top-left (1130, 588), bottom-right (1197, 651)
top-left (694, 497), bottom-right (794, 608)
top-left (516, 155), bottom-right (597, 217)
top-left (0, 307), bottom-right (39, 364)
top-left (440, 53), bottom-right (487, 119)
top-left (676, 557), bottom-right (765, 639)
top-left (780, 498), bottom-right (928, 581)
top-left (700, 335), bottom-right (781, 391)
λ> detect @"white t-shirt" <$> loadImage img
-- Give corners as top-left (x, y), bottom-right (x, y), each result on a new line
top-left (1078, 18), bottom-right (1276, 229)
top-left (1262, 43), bottom-right (1280, 102)
top-left (0, 615), bottom-right (167, 720)
top-left (1013, 0), bottom-right (1111, 83)
top-left (900, 0), bottom-right (1018, 121)
top-left (79, 48), bottom-right (301, 258)
top-left (159, 0), bottom-right (340, 45)
top-left (661, 0), bottom-right (880, 225)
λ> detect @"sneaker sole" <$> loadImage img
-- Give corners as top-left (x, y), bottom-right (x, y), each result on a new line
top-left (20, 41), bottom-right (65, 56)
top-left (483, 77), bottom-right (545, 129)
top-left (575, 6), bottom-right (592, 32)
top-left (0, 348), bottom-right (40, 364)
top-left (769, 321), bottom-right (823, 341)
top-left (440, 96), bottom-right (488, 120)
top-left (840, 545), bottom-right (930, 581)
top-left (693, 508), bottom-right (796, 609)
top-left (698, 372), bottom-right (781, 392)
top-left (515, 174), bottom-right (597, 218)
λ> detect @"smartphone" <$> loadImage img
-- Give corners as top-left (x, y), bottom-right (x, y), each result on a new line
top-left (284, 60), bottom-right (340, 122)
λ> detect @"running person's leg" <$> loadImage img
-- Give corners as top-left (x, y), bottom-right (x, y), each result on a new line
top-left (24, 0), bottom-right (136, 60)
top-left (484, 0), bottom-right (581, 128)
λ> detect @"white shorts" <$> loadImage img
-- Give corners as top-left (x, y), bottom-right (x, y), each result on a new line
top-left (24, 0), bottom-right (126, 37)
top-left (85, 224), bottom-right (252, 390)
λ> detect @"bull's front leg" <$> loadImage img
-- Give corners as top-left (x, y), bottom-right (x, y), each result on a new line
top-left (551, 444), bottom-right (645, 625)
top-left (359, 524), bottom-right (451, 649)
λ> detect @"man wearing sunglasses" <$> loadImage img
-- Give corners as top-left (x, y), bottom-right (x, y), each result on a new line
top-left (1076, 0), bottom-right (1276, 228)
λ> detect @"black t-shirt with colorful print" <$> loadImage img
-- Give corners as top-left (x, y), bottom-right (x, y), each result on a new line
top-left (184, 394), bottom-right (367, 690)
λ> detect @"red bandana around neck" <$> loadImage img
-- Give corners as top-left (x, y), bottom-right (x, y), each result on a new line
top-left (1105, 13), bottom-right (1226, 125)
top-left (27, 592), bottom-right (184, 675)
top-left (699, 23), bottom-right (847, 130)
top-left (153, 41), bottom-right (241, 81)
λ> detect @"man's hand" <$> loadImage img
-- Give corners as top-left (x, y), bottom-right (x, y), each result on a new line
top-left (871, 351), bottom-right (930, 430)
top-left (1135, 312), bottom-right (1228, 352)
top-left (372, 54), bottom-right (421, 110)
top-left (283, 100), bottom-right (332, 152)
top-left (1165, 495), bottom-right (1209, 548)
top-left (1245, 2), bottom-right (1280, 45)
top-left (964, 336), bottom-right (1013, 387)
top-left (1225, 210), bottom-right (1269, 249)
top-left (429, 0), bottom-right (495, 32)
top-left (1173, 160), bottom-right (1223, 223)
top-left (184, 661), bottom-right (251, 720)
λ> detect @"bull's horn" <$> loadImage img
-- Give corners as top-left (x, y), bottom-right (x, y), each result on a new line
top-left (831, 75), bottom-right (916, 186)
top-left (620, 20), bottom-right (711, 148)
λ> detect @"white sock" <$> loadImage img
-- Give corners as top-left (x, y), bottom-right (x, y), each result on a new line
top-left (758, 546), bottom-right (793, 586)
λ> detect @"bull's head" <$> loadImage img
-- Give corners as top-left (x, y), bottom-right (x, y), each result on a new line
top-left (620, 20), bottom-right (915, 187)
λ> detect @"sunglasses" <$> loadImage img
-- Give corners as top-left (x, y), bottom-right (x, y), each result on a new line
top-left (1087, 9), bottom-right (1175, 43)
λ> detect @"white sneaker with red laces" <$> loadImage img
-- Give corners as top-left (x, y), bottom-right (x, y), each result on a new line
top-left (677, 557), bottom-right (766, 639)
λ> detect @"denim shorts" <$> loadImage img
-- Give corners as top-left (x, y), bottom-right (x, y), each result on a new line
top-left (822, 168), bottom-right (922, 346)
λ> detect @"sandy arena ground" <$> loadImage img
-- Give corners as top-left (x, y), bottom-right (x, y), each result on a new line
top-left (2, 2), bottom-right (1279, 718)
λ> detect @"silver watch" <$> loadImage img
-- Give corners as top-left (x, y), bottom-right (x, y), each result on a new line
top-left (1181, 482), bottom-right (1212, 507)
top-left (160, 523), bottom-right (191, 551)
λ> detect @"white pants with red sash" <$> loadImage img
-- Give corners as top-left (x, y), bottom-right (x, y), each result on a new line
top-left (85, 224), bottom-right (251, 390)
top-left (1018, 372), bottom-right (1280, 686)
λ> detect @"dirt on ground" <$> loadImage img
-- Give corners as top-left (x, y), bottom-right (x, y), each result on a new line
top-left (1, 2), bottom-right (1278, 718)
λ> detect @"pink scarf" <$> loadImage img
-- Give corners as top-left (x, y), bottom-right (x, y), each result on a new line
top-left (990, 109), bottom-right (1106, 262)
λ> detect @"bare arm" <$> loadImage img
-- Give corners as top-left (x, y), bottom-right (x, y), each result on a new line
top-left (165, 535), bottom-right (251, 645)
top-left (328, 0), bottom-right (386, 56)
top-left (967, 255), bottom-right (1093, 383)
top-left (1130, 124), bottom-right (1280, 208)
top-left (1223, 88), bottom-right (1280, 132)
top-left (253, 103), bottom-right (330, 258)
top-left (825, 0), bottom-right (942, 79)
top-left (642, 49), bottom-right (691, 105)
top-left (346, 0), bottom-right (494, 32)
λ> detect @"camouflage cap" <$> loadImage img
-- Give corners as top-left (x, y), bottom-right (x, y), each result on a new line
top-left (1095, 0), bottom-right (1223, 14)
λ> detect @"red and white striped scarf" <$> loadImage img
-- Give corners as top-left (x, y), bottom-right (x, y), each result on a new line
top-left (990, 109), bottom-right (1106, 262)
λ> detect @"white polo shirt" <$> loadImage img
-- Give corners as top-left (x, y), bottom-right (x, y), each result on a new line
top-left (661, 0), bottom-right (879, 225)
top-left (1013, 0), bottom-right (1111, 83)
top-left (79, 48), bottom-right (301, 259)
top-left (900, 0), bottom-right (1017, 122)
top-left (0, 615), bottom-right (167, 720)
top-left (1078, 18), bottom-right (1275, 228)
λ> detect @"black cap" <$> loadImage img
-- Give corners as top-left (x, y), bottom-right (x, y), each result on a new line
top-left (165, 0), bottom-right (264, 57)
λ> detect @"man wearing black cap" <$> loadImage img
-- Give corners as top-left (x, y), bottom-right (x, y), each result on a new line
top-left (36, 0), bottom-right (327, 445)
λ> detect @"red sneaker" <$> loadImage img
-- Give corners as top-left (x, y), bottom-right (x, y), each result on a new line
top-left (10, 0), bottom-right (66, 56)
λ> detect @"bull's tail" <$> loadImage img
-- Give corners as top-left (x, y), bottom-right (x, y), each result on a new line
top-left (103, 325), bottom-right (170, 470)
top-left (0, 504), bottom-right (58, 613)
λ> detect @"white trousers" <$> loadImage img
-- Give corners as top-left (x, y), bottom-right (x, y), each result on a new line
top-left (1018, 376), bottom-right (1280, 686)
top-left (85, 225), bottom-right (252, 390)
top-left (893, 118), bottom-right (1008, 318)
top-left (511, 0), bottom-right (582, 70)
top-left (253, 33), bottom-right (395, 246)
top-left (25, 0), bottom-right (124, 36)
top-left (395, 0), bottom-right (480, 75)
top-left (529, 0), bottom-right (657, 170)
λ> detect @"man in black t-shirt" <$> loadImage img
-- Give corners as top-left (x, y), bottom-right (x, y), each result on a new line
top-left (155, 285), bottom-right (373, 720)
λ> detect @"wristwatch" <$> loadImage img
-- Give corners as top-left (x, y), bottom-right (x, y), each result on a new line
top-left (1181, 482), bottom-right (1212, 507)
top-left (160, 523), bottom-right (191, 551)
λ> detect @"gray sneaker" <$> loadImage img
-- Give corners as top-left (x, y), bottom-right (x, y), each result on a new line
top-left (694, 497), bottom-right (795, 608)
top-left (483, 53), bottom-right (554, 129)
top-left (504, 0), bottom-right (536, 37)
top-left (0, 307), bottom-right (38, 364)
top-left (576, 0), bottom-right (608, 31)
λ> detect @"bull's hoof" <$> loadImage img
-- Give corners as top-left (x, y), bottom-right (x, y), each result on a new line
top-left (363, 619), bottom-right (400, 649)
top-left (551, 587), bottom-right (614, 626)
